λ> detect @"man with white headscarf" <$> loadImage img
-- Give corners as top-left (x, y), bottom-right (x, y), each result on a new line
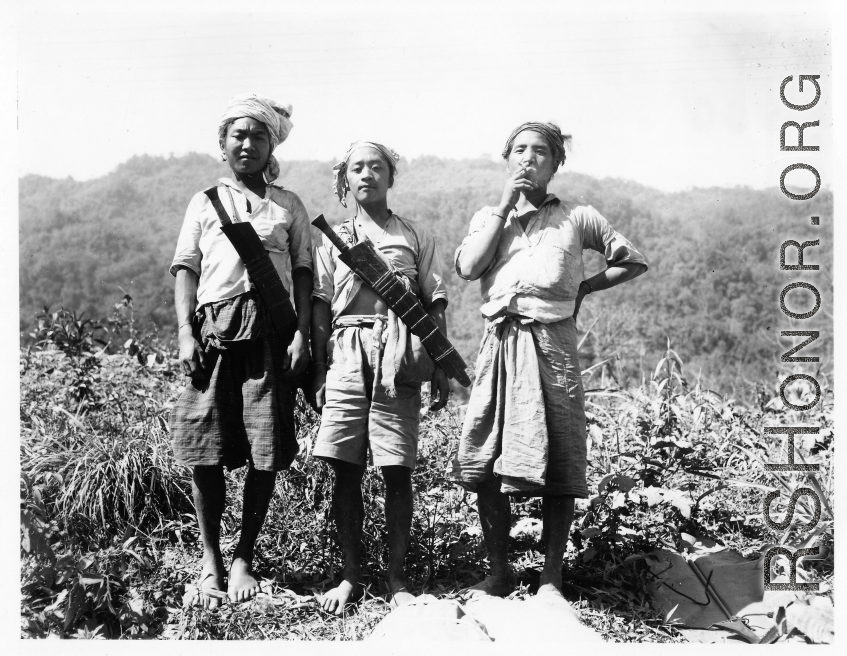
top-left (169, 93), bottom-right (312, 609)
top-left (310, 140), bottom-right (452, 615)
top-left (216, 93), bottom-right (293, 184)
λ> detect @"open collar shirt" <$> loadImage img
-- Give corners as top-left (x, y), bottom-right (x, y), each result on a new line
top-left (170, 177), bottom-right (313, 308)
top-left (312, 212), bottom-right (448, 321)
top-left (455, 194), bottom-right (647, 323)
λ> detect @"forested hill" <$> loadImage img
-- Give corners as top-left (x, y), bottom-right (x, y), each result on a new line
top-left (19, 154), bottom-right (833, 396)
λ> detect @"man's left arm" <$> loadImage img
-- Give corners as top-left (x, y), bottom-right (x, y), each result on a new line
top-left (286, 266), bottom-right (313, 375)
top-left (415, 227), bottom-right (451, 411)
top-left (426, 298), bottom-right (450, 411)
top-left (574, 262), bottom-right (647, 320)
top-left (573, 207), bottom-right (649, 320)
top-left (283, 192), bottom-right (314, 375)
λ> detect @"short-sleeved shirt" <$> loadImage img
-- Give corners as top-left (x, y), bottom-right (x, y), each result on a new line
top-left (170, 177), bottom-right (313, 308)
top-left (312, 212), bottom-right (448, 320)
top-left (455, 194), bottom-right (647, 323)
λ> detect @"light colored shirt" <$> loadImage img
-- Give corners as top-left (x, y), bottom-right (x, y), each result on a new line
top-left (312, 212), bottom-right (449, 320)
top-left (455, 195), bottom-right (647, 323)
top-left (170, 177), bottom-right (313, 308)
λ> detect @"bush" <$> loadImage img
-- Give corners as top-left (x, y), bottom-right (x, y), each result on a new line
top-left (20, 309), bottom-right (834, 641)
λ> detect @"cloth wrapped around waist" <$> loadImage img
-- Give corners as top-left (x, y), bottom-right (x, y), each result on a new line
top-left (195, 290), bottom-right (269, 350)
top-left (192, 290), bottom-right (270, 379)
top-left (451, 315), bottom-right (550, 494)
top-left (333, 309), bottom-right (434, 397)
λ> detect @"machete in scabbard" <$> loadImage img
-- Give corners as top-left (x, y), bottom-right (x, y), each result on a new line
top-left (204, 187), bottom-right (298, 346)
top-left (312, 213), bottom-right (471, 387)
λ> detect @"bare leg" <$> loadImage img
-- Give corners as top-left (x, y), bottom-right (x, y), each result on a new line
top-left (538, 495), bottom-right (575, 597)
top-left (382, 465), bottom-right (415, 606)
top-left (465, 478), bottom-right (513, 597)
top-left (187, 465), bottom-right (226, 610)
top-left (228, 465), bottom-right (277, 602)
top-left (321, 459), bottom-right (366, 615)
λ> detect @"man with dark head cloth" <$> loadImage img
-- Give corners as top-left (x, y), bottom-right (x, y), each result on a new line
top-left (451, 121), bottom-right (648, 598)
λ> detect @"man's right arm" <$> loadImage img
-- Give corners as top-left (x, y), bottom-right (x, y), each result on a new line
top-left (456, 167), bottom-right (535, 280)
top-left (455, 211), bottom-right (506, 281)
top-left (310, 298), bottom-right (332, 412)
top-left (174, 267), bottom-right (207, 378)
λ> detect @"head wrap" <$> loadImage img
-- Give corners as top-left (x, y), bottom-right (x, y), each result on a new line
top-left (332, 141), bottom-right (400, 207)
top-left (501, 122), bottom-right (572, 170)
top-left (218, 93), bottom-right (293, 184)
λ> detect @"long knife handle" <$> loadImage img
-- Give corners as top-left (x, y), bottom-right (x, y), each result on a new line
top-left (311, 214), bottom-right (350, 253)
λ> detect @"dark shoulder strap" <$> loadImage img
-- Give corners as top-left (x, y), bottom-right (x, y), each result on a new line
top-left (203, 187), bottom-right (232, 227)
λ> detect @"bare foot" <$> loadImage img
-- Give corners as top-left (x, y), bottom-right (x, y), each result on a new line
top-left (184, 557), bottom-right (227, 610)
top-left (462, 574), bottom-right (513, 598)
top-left (387, 579), bottom-right (415, 608)
top-left (321, 579), bottom-right (363, 616)
top-left (536, 582), bottom-right (565, 599)
top-left (227, 557), bottom-right (261, 603)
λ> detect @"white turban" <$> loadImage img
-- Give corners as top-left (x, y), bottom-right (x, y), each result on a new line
top-left (218, 93), bottom-right (293, 183)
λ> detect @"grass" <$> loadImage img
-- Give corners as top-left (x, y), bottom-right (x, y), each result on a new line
top-left (19, 332), bottom-right (834, 641)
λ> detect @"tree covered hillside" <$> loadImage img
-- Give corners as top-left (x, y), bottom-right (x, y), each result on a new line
top-left (19, 154), bottom-right (832, 396)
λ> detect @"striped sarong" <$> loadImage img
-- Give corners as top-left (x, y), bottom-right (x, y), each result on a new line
top-left (170, 292), bottom-right (298, 471)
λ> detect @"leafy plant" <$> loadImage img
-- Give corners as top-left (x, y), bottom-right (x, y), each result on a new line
top-left (29, 308), bottom-right (108, 358)
top-left (20, 305), bottom-right (833, 642)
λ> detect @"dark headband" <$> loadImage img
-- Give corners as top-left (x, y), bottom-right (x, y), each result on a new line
top-left (501, 122), bottom-right (571, 169)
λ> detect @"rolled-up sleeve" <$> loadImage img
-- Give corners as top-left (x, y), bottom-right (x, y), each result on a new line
top-left (311, 229), bottom-right (336, 305)
top-left (416, 226), bottom-right (448, 308)
top-left (282, 191), bottom-right (313, 272)
top-left (577, 205), bottom-right (648, 268)
top-left (169, 193), bottom-right (204, 277)
top-left (454, 207), bottom-right (496, 280)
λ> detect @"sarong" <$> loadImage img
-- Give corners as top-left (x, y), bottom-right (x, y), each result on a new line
top-left (170, 294), bottom-right (298, 471)
top-left (450, 315), bottom-right (588, 497)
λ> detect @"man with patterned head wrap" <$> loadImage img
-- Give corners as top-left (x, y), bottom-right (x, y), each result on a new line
top-left (451, 121), bottom-right (648, 599)
top-left (330, 140), bottom-right (400, 207)
top-left (310, 140), bottom-right (452, 614)
top-left (170, 93), bottom-right (312, 609)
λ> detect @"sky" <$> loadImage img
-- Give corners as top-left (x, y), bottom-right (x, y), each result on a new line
top-left (15, 0), bottom-right (833, 192)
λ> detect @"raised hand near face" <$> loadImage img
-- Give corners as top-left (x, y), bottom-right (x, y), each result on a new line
top-left (499, 165), bottom-right (537, 213)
